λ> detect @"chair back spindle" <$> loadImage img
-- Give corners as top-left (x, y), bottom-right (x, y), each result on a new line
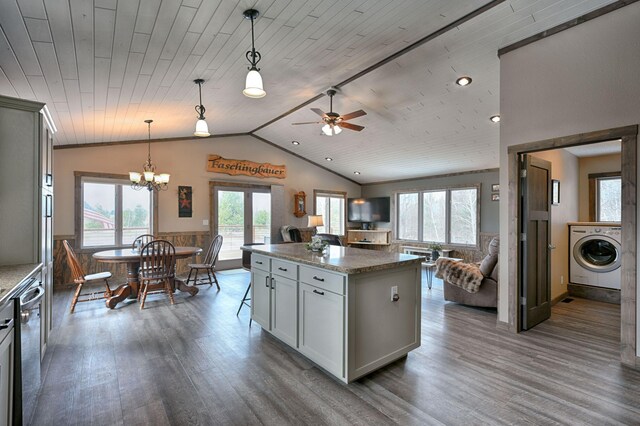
top-left (63, 240), bottom-right (86, 284)
top-left (204, 234), bottom-right (224, 266)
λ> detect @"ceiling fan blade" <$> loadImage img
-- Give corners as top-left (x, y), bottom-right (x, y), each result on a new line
top-left (291, 121), bottom-right (323, 125)
top-left (311, 108), bottom-right (327, 118)
top-left (339, 122), bottom-right (365, 132)
top-left (340, 109), bottom-right (367, 121)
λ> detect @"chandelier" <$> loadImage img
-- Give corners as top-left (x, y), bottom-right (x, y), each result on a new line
top-left (242, 9), bottom-right (266, 98)
top-left (129, 119), bottom-right (170, 191)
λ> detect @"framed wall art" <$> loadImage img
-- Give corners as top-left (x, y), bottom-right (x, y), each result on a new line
top-left (178, 186), bottom-right (193, 217)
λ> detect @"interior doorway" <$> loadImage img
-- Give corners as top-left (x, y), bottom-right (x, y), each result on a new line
top-left (507, 125), bottom-right (637, 366)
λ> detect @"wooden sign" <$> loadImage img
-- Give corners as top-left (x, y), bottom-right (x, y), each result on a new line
top-left (206, 155), bottom-right (286, 179)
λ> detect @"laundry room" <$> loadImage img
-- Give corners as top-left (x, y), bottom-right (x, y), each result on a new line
top-left (529, 140), bottom-right (622, 306)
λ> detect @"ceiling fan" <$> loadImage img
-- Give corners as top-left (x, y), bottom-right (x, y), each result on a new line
top-left (292, 88), bottom-right (366, 136)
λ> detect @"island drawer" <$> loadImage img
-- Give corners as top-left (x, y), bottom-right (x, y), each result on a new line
top-left (299, 266), bottom-right (345, 295)
top-left (251, 254), bottom-right (270, 271)
top-left (271, 258), bottom-right (297, 280)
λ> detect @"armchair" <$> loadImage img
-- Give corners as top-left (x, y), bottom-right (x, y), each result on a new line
top-left (439, 237), bottom-right (499, 308)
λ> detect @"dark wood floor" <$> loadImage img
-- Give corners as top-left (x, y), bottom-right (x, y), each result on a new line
top-left (32, 270), bottom-right (640, 425)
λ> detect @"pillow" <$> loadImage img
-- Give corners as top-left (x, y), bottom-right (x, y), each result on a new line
top-left (479, 237), bottom-right (499, 276)
top-left (490, 261), bottom-right (499, 281)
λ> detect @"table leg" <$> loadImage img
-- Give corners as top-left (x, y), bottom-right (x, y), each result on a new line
top-left (105, 261), bottom-right (139, 308)
top-left (172, 277), bottom-right (199, 296)
top-left (427, 266), bottom-right (434, 290)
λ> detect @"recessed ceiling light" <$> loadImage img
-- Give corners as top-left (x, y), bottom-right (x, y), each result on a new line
top-left (353, 171), bottom-right (361, 175)
top-left (291, 140), bottom-right (300, 145)
top-left (490, 115), bottom-right (501, 123)
top-left (456, 76), bottom-right (472, 86)
top-left (325, 157), bottom-right (333, 161)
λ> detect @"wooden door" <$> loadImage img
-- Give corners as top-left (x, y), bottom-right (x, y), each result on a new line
top-left (520, 154), bottom-right (552, 330)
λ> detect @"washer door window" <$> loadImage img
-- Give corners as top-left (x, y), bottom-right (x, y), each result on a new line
top-left (573, 235), bottom-right (621, 272)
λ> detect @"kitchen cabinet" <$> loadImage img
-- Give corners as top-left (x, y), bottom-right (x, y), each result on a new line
top-left (298, 282), bottom-right (344, 378)
top-left (251, 267), bottom-right (271, 331)
top-left (270, 273), bottom-right (297, 348)
top-left (0, 301), bottom-right (15, 426)
top-left (247, 244), bottom-right (421, 383)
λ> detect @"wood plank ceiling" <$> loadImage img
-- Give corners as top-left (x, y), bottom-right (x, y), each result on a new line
top-left (0, 0), bottom-right (619, 183)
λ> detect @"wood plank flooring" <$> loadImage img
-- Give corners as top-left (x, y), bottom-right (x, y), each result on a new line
top-left (32, 271), bottom-right (640, 425)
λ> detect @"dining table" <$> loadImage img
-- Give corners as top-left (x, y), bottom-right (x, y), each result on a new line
top-left (93, 246), bottom-right (202, 309)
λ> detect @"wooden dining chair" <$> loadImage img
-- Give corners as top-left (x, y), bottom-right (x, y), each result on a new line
top-left (138, 239), bottom-right (176, 309)
top-left (62, 240), bottom-right (113, 313)
top-left (186, 234), bottom-right (224, 289)
top-left (132, 234), bottom-right (155, 250)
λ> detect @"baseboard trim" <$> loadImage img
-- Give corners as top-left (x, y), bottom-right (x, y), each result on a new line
top-left (551, 291), bottom-right (569, 306)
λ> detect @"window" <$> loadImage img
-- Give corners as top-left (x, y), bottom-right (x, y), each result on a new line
top-left (597, 176), bottom-right (621, 222)
top-left (76, 173), bottom-right (155, 248)
top-left (588, 172), bottom-right (621, 222)
top-left (396, 186), bottom-right (478, 246)
top-left (314, 190), bottom-right (346, 235)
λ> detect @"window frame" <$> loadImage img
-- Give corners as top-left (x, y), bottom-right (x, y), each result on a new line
top-left (313, 189), bottom-right (347, 236)
top-left (394, 184), bottom-right (480, 248)
top-left (74, 171), bottom-right (158, 251)
top-left (588, 171), bottom-right (621, 222)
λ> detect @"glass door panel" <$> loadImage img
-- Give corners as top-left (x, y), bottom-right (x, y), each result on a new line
top-left (217, 190), bottom-right (245, 261)
top-left (252, 192), bottom-right (271, 244)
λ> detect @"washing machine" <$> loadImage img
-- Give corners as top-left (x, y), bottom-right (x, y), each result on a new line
top-left (569, 224), bottom-right (621, 289)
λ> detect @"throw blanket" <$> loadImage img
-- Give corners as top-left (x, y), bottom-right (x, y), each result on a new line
top-left (435, 258), bottom-right (484, 293)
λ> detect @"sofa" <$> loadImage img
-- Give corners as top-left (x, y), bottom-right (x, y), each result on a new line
top-left (439, 237), bottom-right (498, 308)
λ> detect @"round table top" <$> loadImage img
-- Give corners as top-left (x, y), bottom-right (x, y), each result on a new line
top-left (93, 246), bottom-right (202, 261)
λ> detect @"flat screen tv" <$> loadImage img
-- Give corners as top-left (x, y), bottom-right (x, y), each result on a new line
top-left (348, 197), bottom-right (390, 222)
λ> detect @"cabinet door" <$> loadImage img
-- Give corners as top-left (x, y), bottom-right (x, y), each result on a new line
top-left (298, 283), bottom-right (344, 378)
top-left (0, 328), bottom-right (14, 426)
top-left (270, 275), bottom-right (297, 347)
top-left (251, 269), bottom-right (271, 330)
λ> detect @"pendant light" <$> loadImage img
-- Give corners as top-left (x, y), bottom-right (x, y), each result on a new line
top-left (243, 9), bottom-right (266, 98)
top-left (193, 79), bottom-right (210, 137)
top-left (129, 120), bottom-right (170, 192)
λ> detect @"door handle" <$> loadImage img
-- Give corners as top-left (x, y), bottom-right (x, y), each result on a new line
top-left (548, 244), bottom-right (556, 250)
top-left (313, 289), bottom-right (325, 296)
top-left (278, 267), bottom-right (287, 272)
top-left (265, 276), bottom-right (270, 288)
top-left (313, 276), bottom-right (325, 282)
top-left (270, 278), bottom-right (275, 289)
top-left (0, 318), bottom-right (13, 330)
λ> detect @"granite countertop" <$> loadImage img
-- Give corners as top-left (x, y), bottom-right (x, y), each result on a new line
top-left (242, 243), bottom-right (423, 274)
top-left (0, 263), bottom-right (42, 305)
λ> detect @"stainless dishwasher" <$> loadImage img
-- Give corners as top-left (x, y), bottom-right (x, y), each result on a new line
top-left (14, 277), bottom-right (45, 425)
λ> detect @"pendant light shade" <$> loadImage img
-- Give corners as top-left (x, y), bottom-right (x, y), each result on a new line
top-left (193, 79), bottom-right (210, 137)
top-left (243, 9), bottom-right (266, 98)
top-left (194, 119), bottom-right (210, 137)
top-left (243, 67), bottom-right (266, 98)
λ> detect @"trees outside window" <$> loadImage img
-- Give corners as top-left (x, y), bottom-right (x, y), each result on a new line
top-left (314, 191), bottom-right (346, 235)
top-left (397, 186), bottom-right (478, 246)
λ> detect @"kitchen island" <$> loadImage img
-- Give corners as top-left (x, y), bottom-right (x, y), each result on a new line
top-left (242, 243), bottom-right (423, 383)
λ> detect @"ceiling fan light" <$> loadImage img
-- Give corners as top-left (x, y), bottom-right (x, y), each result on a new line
top-left (333, 125), bottom-right (342, 135)
top-left (243, 69), bottom-right (266, 98)
top-left (194, 119), bottom-right (210, 137)
top-left (322, 124), bottom-right (333, 136)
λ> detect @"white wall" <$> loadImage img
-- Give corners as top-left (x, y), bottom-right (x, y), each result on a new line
top-left (530, 149), bottom-right (580, 301)
top-left (53, 134), bottom-right (361, 235)
top-left (499, 0), bottom-right (640, 340)
top-left (578, 153), bottom-right (621, 221)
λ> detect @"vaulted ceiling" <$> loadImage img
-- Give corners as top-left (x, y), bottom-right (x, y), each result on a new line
top-left (0, 0), bottom-right (618, 183)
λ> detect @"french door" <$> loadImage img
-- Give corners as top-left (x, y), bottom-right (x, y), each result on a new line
top-left (214, 186), bottom-right (271, 269)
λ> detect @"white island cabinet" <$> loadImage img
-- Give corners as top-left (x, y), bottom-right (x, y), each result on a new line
top-left (246, 243), bottom-right (423, 383)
